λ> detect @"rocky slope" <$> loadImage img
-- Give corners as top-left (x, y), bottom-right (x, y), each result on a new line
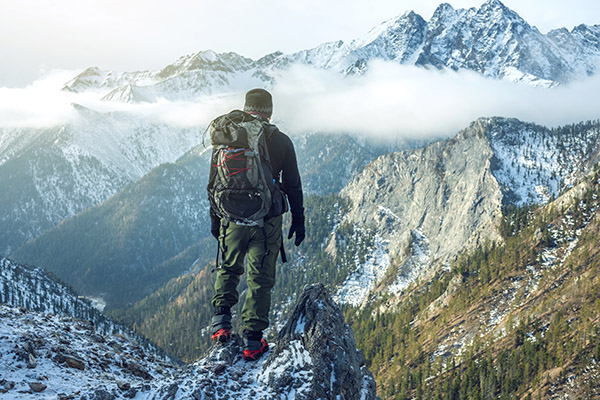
top-left (0, 283), bottom-right (378, 399)
top-left (351, 163), bottom-right (600, 399)
top-left (63, 0), bottom-right (600, 102)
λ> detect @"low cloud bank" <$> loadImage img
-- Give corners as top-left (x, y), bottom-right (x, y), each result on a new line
top-left (1, 61), bottom-right (599, 139)
top-left (272, 61), bottom-right (600, 138)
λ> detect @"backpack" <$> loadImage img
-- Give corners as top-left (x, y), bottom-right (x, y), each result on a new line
top-left (206, 110), bottom-right (274, 227)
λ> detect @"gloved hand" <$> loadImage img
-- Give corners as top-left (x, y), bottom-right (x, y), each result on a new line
top-left (211, 215), bottom-right (220, 240)
top-left (287, 214), bottom-right (305, 246)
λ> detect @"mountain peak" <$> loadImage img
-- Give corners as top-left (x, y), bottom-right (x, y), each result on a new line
top-left (434, 2), bottom-right (455, 13)
top-left (482, 0), bottom-right (507, 8)
top-left (477, 0), bottom-right (524, 22)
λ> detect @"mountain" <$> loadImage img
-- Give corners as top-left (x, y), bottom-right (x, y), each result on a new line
top-left (62, 0), bottom-right (600, 102)
top-left (334, 118), bottom-right (600, 307)
top-left (0, 255), bottom-right (171, 357)
top-left (0, 105), bottom-right (201, 254)
top-left (349, 164), bottom-right (600, 399)
top-left (0, 282), bottom-right (378, 399)
top-left (10, 133), bottom-right (396, 306)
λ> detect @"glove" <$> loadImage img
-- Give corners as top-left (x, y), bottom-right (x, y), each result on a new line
top-left (210, 215), bottom-right (220, 240)
top-left (287, 214), bottom-right (305, 246)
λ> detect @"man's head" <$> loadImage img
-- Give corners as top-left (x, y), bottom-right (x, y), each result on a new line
top-left (244, 88), bottom-right (272, 120)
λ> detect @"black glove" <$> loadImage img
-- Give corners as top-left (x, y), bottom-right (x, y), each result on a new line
top-left (210, 215), bottom-right (220, 240)
top-left (287, 214), bottom-right (305, 246)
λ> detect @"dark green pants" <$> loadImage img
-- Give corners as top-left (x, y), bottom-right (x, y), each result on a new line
top-left (212, 215), bottom-right (282, 332)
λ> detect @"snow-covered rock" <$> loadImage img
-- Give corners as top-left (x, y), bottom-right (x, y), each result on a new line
top-left (0, 281), bottom-right (378, 399)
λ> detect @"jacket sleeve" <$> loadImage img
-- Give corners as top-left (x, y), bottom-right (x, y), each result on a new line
top-left (207, 148), bottom-right (219, 219)
top-left (281, 136), bottom-right (304, 218)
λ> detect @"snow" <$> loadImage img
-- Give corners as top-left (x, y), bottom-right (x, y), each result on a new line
top-left (388, 229), bottom-right (431, 295)
top-left (294, 313), bottom-right (306, 335)
top-left (487, 120), bottom-right (600, 205)
top-left (0, 304), bottom-right (176, 400)
top-left (333, 233), bottom-right (391, 307)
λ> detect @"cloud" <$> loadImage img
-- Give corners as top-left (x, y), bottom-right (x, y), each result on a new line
top-left (270, 61), bottom-right (600, 138)
top-left (0, 71), bottom-right (239, 129)
top-left (1, 62), bottom-right (599, 140)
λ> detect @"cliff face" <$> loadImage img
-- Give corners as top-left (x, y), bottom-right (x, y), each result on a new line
top-left (341, 119), bottom-right (504, 271)
top-left (338, 118), bottom-right (600, 300)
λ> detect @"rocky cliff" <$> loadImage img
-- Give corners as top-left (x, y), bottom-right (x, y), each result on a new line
top-left (337, 117), bottom-right (600, 301)
top-left (341, 119), bottom-right (504, 292)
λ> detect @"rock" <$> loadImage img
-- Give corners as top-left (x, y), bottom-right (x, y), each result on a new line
top-left (65, 355), bottom-right (86, 370)
top-left (27, 353), bottom-right (37, 369)
top-left (23, 340), bottom-right (36, 356)
top-left (1, 379), bottom-right (15, 393)
top-left (156, 383), bottom-right (179, 400)
top-left (263, 283), bottom-right (379, 399)
top-left (90, 334), bottom-right (105, 343)
top-left (125, 360), bottom-right (152, 380)
top-left (117, 381), bottom-right (131, 391)
top-left (89, 389), bottom-right (115, 400)
top-left (123, 387), bottom-right (138, 399)
top-left (28, 382), bottom-right (47, 392)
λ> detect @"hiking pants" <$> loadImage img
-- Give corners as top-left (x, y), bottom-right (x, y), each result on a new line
top-left (212, 215), bottom-right (282, 332)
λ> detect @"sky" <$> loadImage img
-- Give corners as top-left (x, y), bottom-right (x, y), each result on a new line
top-left (1, 0), bottom-right (599, 87)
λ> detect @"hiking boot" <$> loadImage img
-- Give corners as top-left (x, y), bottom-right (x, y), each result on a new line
top-left (211, 328), bottom-right (232, 344)
top-left (243, 339), bottom-right (269, 361)
top-left (210, 307), bottom-right (232, 344)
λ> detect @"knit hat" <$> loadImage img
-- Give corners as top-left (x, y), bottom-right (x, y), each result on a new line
top-left (243, 88), bottom-right (273, 119)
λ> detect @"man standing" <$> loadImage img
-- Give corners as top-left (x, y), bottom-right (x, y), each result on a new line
top-left (207, 88), bottom-right (305, 361)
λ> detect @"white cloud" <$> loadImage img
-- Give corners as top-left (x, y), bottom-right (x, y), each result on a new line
top-left (1, 62), bottom-right (599, 140)
top-left (271, 61), bottom-right (600, 138)
top-left (0, 71), bottom-right (238, 129)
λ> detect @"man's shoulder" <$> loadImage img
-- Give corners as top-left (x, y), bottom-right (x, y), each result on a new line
top-left (267, 124), bottom-right (292, 145)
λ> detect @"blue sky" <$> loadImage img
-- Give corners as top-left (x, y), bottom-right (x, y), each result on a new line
top-left (0, 0), bottom-right (599, 87)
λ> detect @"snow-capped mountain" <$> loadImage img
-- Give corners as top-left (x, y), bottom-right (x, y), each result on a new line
top-left (63, 0), bottom-right (600, 102)
top-left (334, 118), bottom-right (600, 306)
top-left (0, 105), bottom-right (202, 254)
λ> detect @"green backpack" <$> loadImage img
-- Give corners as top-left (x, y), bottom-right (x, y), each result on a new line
top-left (207, 110), bottom-right (274, 227)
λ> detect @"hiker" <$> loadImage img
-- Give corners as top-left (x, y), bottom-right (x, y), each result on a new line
top-left (207, 88), bottom-right (305, 361)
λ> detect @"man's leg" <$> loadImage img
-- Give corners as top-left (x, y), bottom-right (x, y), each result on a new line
top-left (211, 223), bottom-right (250, 338)
top-left (241, 215), bottom-right (282, 333)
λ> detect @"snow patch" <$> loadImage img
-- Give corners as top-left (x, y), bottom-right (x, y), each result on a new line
top-left (333, 234), bottom-right (391, 307)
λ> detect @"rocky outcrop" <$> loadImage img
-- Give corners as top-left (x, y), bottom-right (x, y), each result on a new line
top-left (0, 284), bottom-right (378, 399)
top-left (268, 283), bottom-right (378, 399)
top-left (167, 284), bottom-right (378, 400)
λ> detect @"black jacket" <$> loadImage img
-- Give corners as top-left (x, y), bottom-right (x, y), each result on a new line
top-left (264, 124), bottom-right (304, 220)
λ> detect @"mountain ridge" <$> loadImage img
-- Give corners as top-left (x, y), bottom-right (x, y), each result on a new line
top-left (63, 0), bottom-right (600, 100)
top-left (0, 271), bottom-right (379, 399)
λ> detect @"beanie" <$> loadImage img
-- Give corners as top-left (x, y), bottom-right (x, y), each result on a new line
top-left (243, 88), bottom-right (273, 119)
